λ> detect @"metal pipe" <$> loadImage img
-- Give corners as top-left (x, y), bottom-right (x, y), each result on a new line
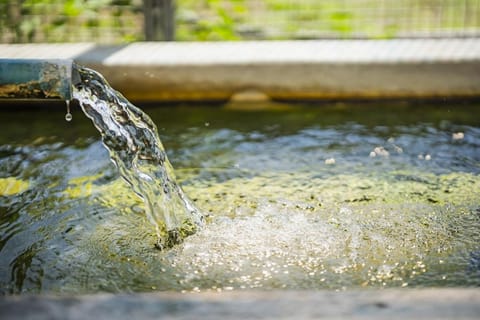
top-left (0, 59), bottom-right (74, 100)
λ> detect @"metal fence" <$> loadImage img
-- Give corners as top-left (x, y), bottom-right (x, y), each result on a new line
top-left (1, 0), bottom-right (479, 43)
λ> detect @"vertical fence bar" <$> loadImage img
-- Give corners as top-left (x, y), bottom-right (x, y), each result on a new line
top-left (144, 0), bottom-right (175, 41)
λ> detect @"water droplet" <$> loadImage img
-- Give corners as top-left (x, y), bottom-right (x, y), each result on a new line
top-left (65, 100), bottom-right (72, 122)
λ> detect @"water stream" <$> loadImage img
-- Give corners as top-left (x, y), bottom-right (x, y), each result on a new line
top-left (72, 65), bottom-right (204, 249)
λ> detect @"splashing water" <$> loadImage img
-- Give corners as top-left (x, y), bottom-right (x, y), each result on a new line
top-left (1, 95), bottom-right (480, 293)
top-left (72, 65), bottom-right (204, 249)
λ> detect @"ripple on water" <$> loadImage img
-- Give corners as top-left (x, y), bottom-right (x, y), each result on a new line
top-left (1, 102), bottom-right (480, 293)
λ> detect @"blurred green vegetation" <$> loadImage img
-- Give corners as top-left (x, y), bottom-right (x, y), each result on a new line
top-left (1, 0), bottom-right (479, 43)
top-left (176, 0), bottom-right (480, 40)
top-left (0, 0), bottom-right (143, 43)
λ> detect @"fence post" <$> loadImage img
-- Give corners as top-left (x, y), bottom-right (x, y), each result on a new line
top-left (144, 0), bottom-right (175, 41)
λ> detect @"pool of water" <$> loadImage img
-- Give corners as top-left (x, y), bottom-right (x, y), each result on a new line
top-left (0, 101), bottom-right (479, 294)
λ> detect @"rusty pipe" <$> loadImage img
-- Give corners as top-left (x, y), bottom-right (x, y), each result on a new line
top-left (0, 59), bottom-right (77, 101)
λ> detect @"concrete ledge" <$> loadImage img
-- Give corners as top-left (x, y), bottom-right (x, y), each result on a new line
top-left (1, 289), bottom-right (479, 320)
top-left (1, 39), bottom-right (480, 102)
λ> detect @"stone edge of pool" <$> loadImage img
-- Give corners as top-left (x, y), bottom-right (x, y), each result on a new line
top-left (1, 289), bottom-right (479, 319)
top-left (1, 39), bottom-right (480, 103)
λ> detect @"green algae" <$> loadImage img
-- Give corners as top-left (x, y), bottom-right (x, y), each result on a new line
top-left (0, 177), bottom-right (30, 196)
top-left (180, 170), bottom-right (480, 215)
top-left (55, 169), bottom-right (479, 292)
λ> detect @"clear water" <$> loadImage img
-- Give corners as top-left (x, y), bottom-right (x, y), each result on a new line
top-left (72, 66), bottom-right (204, 249)
top-left (0, 98), bottom-right (479, 294)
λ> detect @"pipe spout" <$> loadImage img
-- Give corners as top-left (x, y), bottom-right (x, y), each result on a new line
top-left (0, 59), bottom-right (75, 101)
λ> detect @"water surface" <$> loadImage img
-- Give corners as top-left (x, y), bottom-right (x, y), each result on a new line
top-left (0, 101), bottom-right (479, 294)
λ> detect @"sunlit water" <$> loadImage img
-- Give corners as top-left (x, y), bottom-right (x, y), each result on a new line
top-left (0, 98), bottom-right (479, 294)
top-left (72, 66), bottom-right (204, 249)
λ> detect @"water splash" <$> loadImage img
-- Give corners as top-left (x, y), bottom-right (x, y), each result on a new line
top-left (72, 65), bottom-right (204, 249)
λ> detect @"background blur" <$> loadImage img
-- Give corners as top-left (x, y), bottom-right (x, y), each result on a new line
top-left (1, 0), bottom-right (480, 43)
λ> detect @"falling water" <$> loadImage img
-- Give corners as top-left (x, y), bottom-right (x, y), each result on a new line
top-left (71, 65), bottom-right (204, 249)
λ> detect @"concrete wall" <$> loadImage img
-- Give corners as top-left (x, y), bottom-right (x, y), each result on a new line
top-left (1, 39), bottom-right (480, 103)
